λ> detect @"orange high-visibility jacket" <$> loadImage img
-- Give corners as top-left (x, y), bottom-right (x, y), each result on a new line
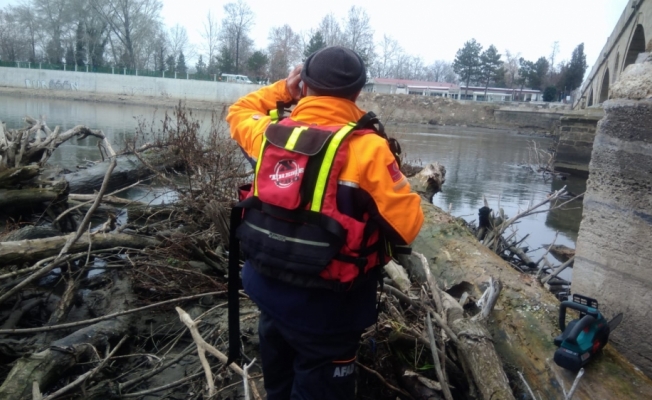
top-left (227, 79), bottom-right (424, 246)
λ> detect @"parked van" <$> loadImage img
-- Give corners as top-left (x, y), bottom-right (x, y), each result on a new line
top-left (221, 74), bottom-right (254, 84)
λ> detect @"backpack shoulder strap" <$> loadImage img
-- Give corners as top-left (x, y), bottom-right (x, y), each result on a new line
top-left (355, 111), bottom-right (403, 168)
top-left (269, 100), bottom-right (295, 123)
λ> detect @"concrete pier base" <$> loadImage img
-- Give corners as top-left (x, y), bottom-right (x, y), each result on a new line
top-left (554, 113), bottom-right (602, 176)
top-left (572, 58), bottom-right (652, 378)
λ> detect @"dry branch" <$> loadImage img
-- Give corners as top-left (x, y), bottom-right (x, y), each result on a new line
top-left (175, 307), bottom-right (262, 400)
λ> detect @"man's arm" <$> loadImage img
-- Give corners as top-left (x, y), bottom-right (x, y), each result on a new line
top-left (350, 135), bottom-right (424, 245)
top-left (226, 66), bottom-right (303, 158)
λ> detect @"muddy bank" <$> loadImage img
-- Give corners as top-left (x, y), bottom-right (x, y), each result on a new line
top-left (357, 92), bottom-right (567, 133)
top-left (414, 202), bottom-right (652, 399)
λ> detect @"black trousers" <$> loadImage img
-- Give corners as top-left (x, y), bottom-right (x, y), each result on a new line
top-left (258, 311), bottom-right (363, 400)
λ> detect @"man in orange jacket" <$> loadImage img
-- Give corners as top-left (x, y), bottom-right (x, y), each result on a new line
top-left (227, 46), bottom-right (423, 400)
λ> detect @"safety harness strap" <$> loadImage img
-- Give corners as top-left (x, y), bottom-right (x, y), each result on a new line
top-left (355, 111), bottom-right (403, 168)
top-left (227, 205), bottom-right (244, 364)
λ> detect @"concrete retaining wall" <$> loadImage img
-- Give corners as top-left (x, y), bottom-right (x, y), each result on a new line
top-left (493, 109), bottom-right (563, 131)
top-left (554, 114), bottom-right (603, 176)
top-left (0, 67), bottom-right (259, 104)
top-left (572, 92), bottom-right (652, 379)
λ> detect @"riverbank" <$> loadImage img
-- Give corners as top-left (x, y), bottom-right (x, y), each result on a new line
top-left (1, 85), bottom-right (569, 134)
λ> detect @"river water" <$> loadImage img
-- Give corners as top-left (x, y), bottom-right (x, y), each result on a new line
top-left (0, 95), bottom-right (584, 280)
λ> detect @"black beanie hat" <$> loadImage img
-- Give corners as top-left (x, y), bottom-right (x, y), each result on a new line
top-left (301, 46), bottom-right (367, 98)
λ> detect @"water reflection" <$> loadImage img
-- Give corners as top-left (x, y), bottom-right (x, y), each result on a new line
top-left (397, 125), bottom-right (583, 280)
top-left (0, 94), bottom-right (219, 170)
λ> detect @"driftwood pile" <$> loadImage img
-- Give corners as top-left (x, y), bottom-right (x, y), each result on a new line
top-left (465, 187), bottom-right (581, 299)
top-left (0, 109), bottom-right (260, 399)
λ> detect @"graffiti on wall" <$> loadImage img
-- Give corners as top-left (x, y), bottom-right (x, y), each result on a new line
top-left (25, 79), bottom-right (79, 91)
top-left (119, 86), bottom-right (154, 96)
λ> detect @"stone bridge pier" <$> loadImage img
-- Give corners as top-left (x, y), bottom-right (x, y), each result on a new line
top-left (572, 57), bottom-right (652, 378)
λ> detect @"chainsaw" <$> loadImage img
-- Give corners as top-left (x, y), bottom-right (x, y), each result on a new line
top-left (553, 294), bottom-right (623, 371)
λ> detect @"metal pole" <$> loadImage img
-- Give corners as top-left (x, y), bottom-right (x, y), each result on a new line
top-left (124, 68), bottom-right (126, 75)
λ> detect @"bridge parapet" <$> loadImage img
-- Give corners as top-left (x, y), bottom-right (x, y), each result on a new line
top-left (575, 0), bottom-right (652, 109)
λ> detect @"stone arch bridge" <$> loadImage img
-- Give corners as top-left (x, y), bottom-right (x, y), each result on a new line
top-left (576, 0), bottom-right (652, 108)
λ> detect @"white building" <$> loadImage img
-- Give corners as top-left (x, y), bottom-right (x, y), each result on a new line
top-left (364, 78), bottom-right (543, 102)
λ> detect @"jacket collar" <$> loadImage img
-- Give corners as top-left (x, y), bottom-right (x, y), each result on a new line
top-left (289, 96), bottom-right (366, 126)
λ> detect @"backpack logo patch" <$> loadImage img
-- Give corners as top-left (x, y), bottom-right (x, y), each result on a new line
top-left (387, 160), bottom-right (402, 183)
top-left (269, 159), bottom-right (304, 188)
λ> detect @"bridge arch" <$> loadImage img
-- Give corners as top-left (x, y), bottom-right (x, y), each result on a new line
top-left (624, 24), bottom-right (646, 71)
top-left (599, 68), bottom-right (610, 103)
top-left (614, 52), bottom-right (620, 81)
top-left (587, 87), bottom-right (594, 107)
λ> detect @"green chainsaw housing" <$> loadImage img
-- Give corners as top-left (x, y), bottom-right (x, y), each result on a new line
top-left (553, 296), bottom-right (611, 371)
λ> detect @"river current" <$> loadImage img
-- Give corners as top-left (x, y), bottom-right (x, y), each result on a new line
top-left (0, 94), bottom-right (584, 280)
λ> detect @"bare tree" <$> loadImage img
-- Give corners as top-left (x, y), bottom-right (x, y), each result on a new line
top-left (220, 0), bottom-right (254, 74)
top-left (34, 0), bottom-right (75, 64)
top-left (201, 10), bottom-right (219, 68)
top-left (372, 34), bottom-right (401, 78)
top-left (342, 6), bottom-right (374, 65)
top-left (427, 60), bottom-right (457, 83)
top-left (168, 24), bottom-right (195, 61)
top-left (504, 49), bottom-right (521, 89)
top-left (549, 41), bottom-right (560, 79)
top-left (0, 8), bottom-right (28, 62)
top-left (90, 0), bottom-right (162, 69)
top-left (267, 24), bottom-right (301, 81)
top-left (317, 13), bottom-right (342, 47)
top-left (13, 4), bottom-right (39, 62)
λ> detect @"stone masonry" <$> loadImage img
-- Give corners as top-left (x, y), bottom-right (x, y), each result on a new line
top-left (554, 114), bottom-right (603, 176)
top-left (572, 57), bottom-right (652, 378)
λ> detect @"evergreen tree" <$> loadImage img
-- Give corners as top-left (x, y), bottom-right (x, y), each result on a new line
top-left (195, 55), bottom-right (207, 75)
top-left (453, 39), bottom-right (483, 99)
top-left (519, 57), bottom-right (550, 91)
top-left (562, 43), bottom-right (588, 92)
top-left (479, 45), bottom-right (502, 96)
top-left (46, 38), bottom-right (64, 65)
top-left (166, 54), bottom-right (176, 74)
top-left (75, 22), bottom-right (86, 66)
top-left (247, 50), bottom-right (268, 81)
top-left (532, 57), bottom-right (550, 90)
top-left (304, 31), bottom-right (326, 59)
top-left (543, 86), bottom-right (557, 102)
top-left (217, 45), bottom-right (235, 75)
top-left (65, 44), bottom-right (75, 66)
top-left (157, 46), bottom-right (166, 72)
top-left (176, 51), bottom-right (187, 74)
top-left (207, 55), bottom-right (219, 75)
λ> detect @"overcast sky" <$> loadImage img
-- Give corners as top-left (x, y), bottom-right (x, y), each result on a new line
top-left (0, 0), bottom-right (632, 69)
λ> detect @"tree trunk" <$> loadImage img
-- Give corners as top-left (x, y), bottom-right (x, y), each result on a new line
top-left (0, 187), bottom-right (64, 211)
top-left (442, 294), bottom-right (515, 400)
top-left (0, 232), bottom-right (160, 266)
top-left (0, 165), bottom-right (40, 189)
top-left (64, 151), bottom-right (181, 194)
top-left (0, 271), bottom-right (135, 400)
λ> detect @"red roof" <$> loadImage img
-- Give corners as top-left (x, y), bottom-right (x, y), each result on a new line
top-left (370, 78), bottom-right (457, 89)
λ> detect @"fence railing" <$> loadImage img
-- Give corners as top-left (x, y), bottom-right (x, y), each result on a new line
top-left (0, 60), bottom-right (226, 82)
